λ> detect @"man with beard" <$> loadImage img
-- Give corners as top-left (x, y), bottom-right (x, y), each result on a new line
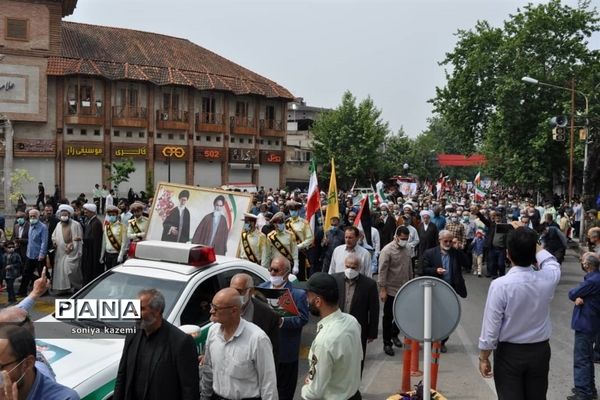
top-left (51, 205), bottom-right (83, 294)
top-left (161, 190), bottom-right (191, 243)
top-left (81, 204), bottom-right (104, 284)
top-left (41, 205), bottom-right (59, 271)
top-left (192, 195), bottom-right (229, 255)
top-left (301, 272), bottom-right (362, 400)
top-left (114, 288), bottom-right (199, 400)
top-left (0, 325), bottom-right (79, 399)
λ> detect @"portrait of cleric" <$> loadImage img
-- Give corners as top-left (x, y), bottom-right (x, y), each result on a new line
top-left (191, 195), bottom-right (229, 255)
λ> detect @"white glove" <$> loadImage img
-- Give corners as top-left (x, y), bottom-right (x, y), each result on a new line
top-left (292, 266), bottom-right (299, 275)
top-left (117, 256), bottom-right (123, 264)
top-left (99, 257), bottom-right (104, 264)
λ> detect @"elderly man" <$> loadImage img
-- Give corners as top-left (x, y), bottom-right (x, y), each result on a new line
top-left (12, 210), bottom-right (29, 267)
top-left (162, 190), bottom-right (191, 243)
top-left (115, 289), bottom-right (199, 400)
top-left (379, 226), bottom-right (413, 356)
top-left (127, 201), bottom-right (149, 243)
top-left (333, 254), bottom-right (379, 372)
top-left (52, 204), bottom-right (83, 294)
top-left (0, 326), bottom-right (79, 399)
top-left (81, 203), bottom-right (104, 284)
top-left (588, 227), bottom-right (600, 255)
top-left (200, 288), bottom-right (277, 400)
top-left (237, 213), bottom-right (269, 268)
top-left (329, 226), bottom-right (372, 277)
top-left (17, 209), bottom-right (48, 297)
top-left (417, 209), bottom-right (438, 274)
top-left (258, 256), bottom-right (309, 400)
top-left (192, 195), bottom-right (229, 255)
top-left (230, 273), bottom-right (280, 362)
top-left (422, 230), bottom-right (468, 353)
top-left (321, 215), bottom-right (346, 272)
top-left (567, 253), bottom-right (600, 400)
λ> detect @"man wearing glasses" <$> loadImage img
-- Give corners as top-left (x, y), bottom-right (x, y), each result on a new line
top-left (229, 273), bottom-right (280, 363)
top-left (258, 256), bottom-right (309, 400)
top-left (422, 230), bottom-right (468, 353)
top-left (0, 325), bottom-right (79, 399)
top-left (200, 287), bottom-right (277, 400)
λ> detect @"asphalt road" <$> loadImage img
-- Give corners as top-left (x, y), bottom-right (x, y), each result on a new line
top-left (11, 246), bottom-right (595, 399)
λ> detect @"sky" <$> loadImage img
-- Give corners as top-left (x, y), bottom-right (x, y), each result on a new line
top-left (65, 0), bottom-right (600, 137)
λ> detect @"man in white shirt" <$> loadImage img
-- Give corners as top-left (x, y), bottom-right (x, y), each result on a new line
top-left (200, 287), bottom-right (277, 400)
top-left (478, 227), bottom-right (561, 400)
top-left (328, 226), bottom-right (371, 277)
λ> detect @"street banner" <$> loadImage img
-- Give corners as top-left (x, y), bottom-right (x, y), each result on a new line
top-left (146, 182), bottom-right (252, 257)
top-left (324, 159), bottom-right (339, 231)
top-left (255, 287), bottom-right (300, 317)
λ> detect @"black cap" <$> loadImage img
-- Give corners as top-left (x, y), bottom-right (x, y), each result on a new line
top-left (304, 272), bottom-right (338, 298)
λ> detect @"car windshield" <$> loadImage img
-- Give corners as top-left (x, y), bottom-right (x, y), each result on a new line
top-left (75, 270), bottom-right (186, 319)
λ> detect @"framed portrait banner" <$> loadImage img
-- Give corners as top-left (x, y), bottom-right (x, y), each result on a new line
top-left (146, 183), bottom-right (252, 257)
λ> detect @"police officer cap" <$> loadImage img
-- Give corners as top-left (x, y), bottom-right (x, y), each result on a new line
top-left (271, 212), bottom-right (285, 222)
top-left (130, 202), bottom-right (145, 211)
top-left (106, 205), bottom-right (119, 214)
top-left (305, 272), bottom-right (338, 299)
top-left (286, 200), bottom-right (301, 208)
top-left (242, 212), bottom-right (258, 221)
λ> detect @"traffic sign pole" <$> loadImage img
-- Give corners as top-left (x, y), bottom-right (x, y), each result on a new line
top-left (422, 280), bottom-right (433, 399)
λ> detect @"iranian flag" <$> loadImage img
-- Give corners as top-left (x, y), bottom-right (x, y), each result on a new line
top-left (354, 196), bottom-right (372, 246)
top-left (373, 181), bottom-right (386, 205)
top-left (474, 171), bottom-right (486, 201)
top-left (306, 160), bottom-right (321, 234)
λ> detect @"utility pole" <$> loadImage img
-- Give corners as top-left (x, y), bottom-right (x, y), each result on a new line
top-left (568, 79), bottom-right (575, 203)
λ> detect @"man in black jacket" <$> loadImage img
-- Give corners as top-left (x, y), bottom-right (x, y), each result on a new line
top-left (422, 230), bottom-right (468, 353)
top-left (230, 273), bottom-right (280, 363)
top-left (333, 253), bottom-right (379, 373)
top-left (476, 207), bottom-right (513, 278)
top-left (114, 288), bottom-right (199, 400)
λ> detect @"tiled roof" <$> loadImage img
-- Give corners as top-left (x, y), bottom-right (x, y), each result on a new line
top-left (48, 21), bottom-right (294, 99)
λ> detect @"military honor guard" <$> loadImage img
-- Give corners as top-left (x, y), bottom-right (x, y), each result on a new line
top-left (285, 200), bottom-right (314, 280)
top-left (266, 212), bottom-right (299, 275)
top-left (237, 213), bottom-right (269, 269)
top-left (127, 201), bottom-right (149, 242)
top-left (100, 205), bottom-right (128, 270)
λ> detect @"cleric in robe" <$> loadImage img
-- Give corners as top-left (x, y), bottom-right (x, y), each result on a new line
top-left (192, 195), bottom-right (229, 255)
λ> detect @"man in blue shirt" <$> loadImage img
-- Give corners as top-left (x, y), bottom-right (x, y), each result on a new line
top-left (0, 325), bottom-right (79, 399)
top-left (17, 209), bottom-right (48, 297)
top-left (567, 252), bottom-right (600, 400)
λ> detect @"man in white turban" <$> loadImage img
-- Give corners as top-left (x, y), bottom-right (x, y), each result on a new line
top-left (51, 204), bottom-right (83, 293)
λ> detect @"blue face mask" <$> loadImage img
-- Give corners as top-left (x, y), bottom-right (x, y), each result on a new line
top-left (244, 223), bottom-right (252, 231)
top-left (29, 218), bottom-right (38, 225)
top-left (108, 216), bottom-right (117, 223)
top-left (290, 210), bottom-right (299, 217)
top-left (17, 218), bottom-right (24, 225)
top-left (277, 223), bottom-right (285, 231)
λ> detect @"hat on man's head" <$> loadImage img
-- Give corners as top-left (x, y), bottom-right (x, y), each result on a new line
top-left (57, 204), bottom-right (74, 215)
top-left (242, 212), bottom-right (258, 221)
top-left (130, 202), bottom-right (145, 211)
top-left (82, 203), bottom-right (97, 214)
top-left (106, 205), bottom-right (119, 214)
top-left (286, 200), bottom-right (301, 208)
top-left (271, 212), bottom-right (285, 222)
top-left (304, 272), bottom-right (338, 299)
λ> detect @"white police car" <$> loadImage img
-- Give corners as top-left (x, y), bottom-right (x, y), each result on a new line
top-left (36, 240), bottom-right (270, 400)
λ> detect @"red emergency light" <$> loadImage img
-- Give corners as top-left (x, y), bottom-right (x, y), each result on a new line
top-left (127, 241), bottom-right (216, 268)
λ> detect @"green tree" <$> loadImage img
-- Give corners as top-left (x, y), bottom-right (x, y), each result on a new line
top-left (9, 169), bottom-right (34, 204)
top-left (431, 0), bottom-right (599, 193)
top-left (311, 91), bottom-right (390, 188)
top-left (105, 159), bottom-right (136, 196)
top-left (378, 127), bottom-right (412, 179)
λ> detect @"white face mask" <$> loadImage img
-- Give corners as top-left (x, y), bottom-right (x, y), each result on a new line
top-left (397, 239), bottom-right (408, 247)
top-left (344, 268), bottom-right (359, 280)
top-left (60, 215), bottom-right (69, 222)
top-left (270, 275), bottom-right (285, 287)
top-left (0, 358), bottom-right (26, 386)
top-left (441, 245), bottom-right (451, 251)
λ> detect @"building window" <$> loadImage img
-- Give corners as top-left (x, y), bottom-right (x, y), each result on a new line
top-left (260, 139), bottom-right (264, 144)
top-left (139, 132), bottom-right (145, 138)
top-left (126, 131), bottom-right (133, 138)
top-left (202, 97), bottom-right (217, 123)
top-left (235, 101), bottom-right (248, 118)
top-left (5, 18), bottom-right (28, 41)
top-left (230, 137), bottom-right (235, 143)
top-left (215, 136), bottom-right (221, 142)
top-left (168, 133), bottom-right (174, 140)
top-left (179, 134), bottom-right (185, 140)
top-left (114, 130), bottom-right (120, 137)
top-left (267, 140), bottom-right (272, 145)
top-left (94, 129), bottom-right (100, 136)
top-left (275, 140), bottom-right (279, 145)
top-left (157, 133), bottom-right (162, 139)
top-left (80, 129), bottom-right (87, 136)
top-left (248, 138), bottom-right (253, 144)
top-left (206, 136), bottom-right (211, 142)
top-left (196, 135), bottom-right (201, 141)
top-left (66, 128), bottom-right (73, 135)
top-left (239, 138), bottom-right (244, 144)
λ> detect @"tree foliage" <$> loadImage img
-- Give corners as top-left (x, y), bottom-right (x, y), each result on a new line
top-left (105, 159), bottom-right (136, 195)
top-left (9, 169), bottom-right (33, 204)
top-left (311, 91), bottom-right (390, 187)
top-left (431, 0), bottom-right (600, 194)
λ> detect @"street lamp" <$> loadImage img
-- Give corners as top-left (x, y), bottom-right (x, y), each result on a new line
top-left (521, 76), bottom-right (589, 203)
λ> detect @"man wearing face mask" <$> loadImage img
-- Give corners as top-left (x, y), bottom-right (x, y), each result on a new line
top-left (258, 256), bottom-right (309, 400)
top-left (333, 254), bottom-right (379, 372)
top-left (12, 212), bottom-right (29, 275)
top-left (237, 213), bottom-right (269, 269)
top-left (230, 273), bottom-right (280, 364)
top-left (378, 226), bottom-right (413, 356)
top-left (0, 325), bottom-right (79, 399)
top-left (192, 195), bottom-right (229, 255)
top-left (285, 200), bottom-right (314, 281)
top-left (328, 226), bottom-right (371, 277)
top-left (265, 212), bottom-right (299, 275)
top-left (375, 204), bottom-right (397, 248)
top-left (126, 202), bottom-right (149, 243)
top-left (321, 216), bottom-right (345, 273)
top-left (301, 272), bottom-right (362, 400)
top-left (17, 210), bottom-right (48, 297)
top-left (99, 205), bottom-right (127, 271)
top-left (81, 203), bottom-right (104, 285)
top-left (51, 205), bottom-right (83, 294)
top-left (567, 252), bottom-right (600, 400)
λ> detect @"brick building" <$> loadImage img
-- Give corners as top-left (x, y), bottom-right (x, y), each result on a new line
top-left (0, 0), bottom-right (293, 202)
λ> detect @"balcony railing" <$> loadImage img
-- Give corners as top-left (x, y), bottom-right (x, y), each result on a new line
top-left (113, 105), bottom-right (147, 119)
top-left (156, 109), bottom-right (190, 130)
top-left (195, 112), bottom-right (225, 133)
top-left (260, 118), bottom-right (285, 136)
top-left (234, 116), bottom-right (255, 128)
top-left (65, 99), bottom-right (104, 125)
